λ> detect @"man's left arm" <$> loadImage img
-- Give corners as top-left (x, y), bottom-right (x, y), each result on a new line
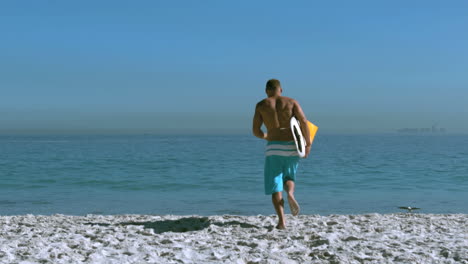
top-left (293, 100), bottom-right (311, 157)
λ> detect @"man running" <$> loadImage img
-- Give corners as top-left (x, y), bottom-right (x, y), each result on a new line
top-left (252, 79), bottom-right (311, 229)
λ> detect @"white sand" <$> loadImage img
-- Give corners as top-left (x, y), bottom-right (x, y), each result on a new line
top-left (0, 213), bottom-right (467, 264)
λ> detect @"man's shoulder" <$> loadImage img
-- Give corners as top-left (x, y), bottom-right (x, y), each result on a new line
top-left (255, 99), bottom-right (267, 108)
top-left (280, 96), bottom-right (298, 103)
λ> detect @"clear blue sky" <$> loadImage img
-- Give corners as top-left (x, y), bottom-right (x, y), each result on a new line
top-left (1, 0), bottom-right (467, 133)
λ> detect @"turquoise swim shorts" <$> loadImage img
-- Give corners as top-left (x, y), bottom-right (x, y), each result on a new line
top-left (264, 141), bottom-right (300, 195)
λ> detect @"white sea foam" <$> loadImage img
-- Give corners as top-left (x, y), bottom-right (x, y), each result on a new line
top-left (0, 214), bottom-right (466, 263)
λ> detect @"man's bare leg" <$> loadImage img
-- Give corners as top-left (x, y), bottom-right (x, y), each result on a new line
top-left (285, 180), bottom-right (300, 216)
top-left (272, 192), bottom-right (286, 229)
top-left (285, 180), bottom-right (295, 199)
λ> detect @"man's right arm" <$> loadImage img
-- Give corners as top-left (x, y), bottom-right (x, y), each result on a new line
top-left (252, 103), bottom-right (267, 140)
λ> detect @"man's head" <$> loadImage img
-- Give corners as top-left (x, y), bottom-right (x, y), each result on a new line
top-left (265, 79), bottom-right (282, 97)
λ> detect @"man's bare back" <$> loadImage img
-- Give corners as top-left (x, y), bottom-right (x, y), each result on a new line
top-left (252, 80), bottom-right (311, 154)
top-left (254, 96), bottom-right (296, 141)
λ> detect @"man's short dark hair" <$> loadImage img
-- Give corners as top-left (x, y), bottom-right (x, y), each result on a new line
top-left (266, 79), bottom-right (281, 90)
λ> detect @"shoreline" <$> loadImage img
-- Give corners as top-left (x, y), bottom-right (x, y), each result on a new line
top-left (1, 213), bottom-right (466, 263)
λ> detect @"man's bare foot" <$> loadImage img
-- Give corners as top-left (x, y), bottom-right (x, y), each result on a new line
top-left (288, 194), bottom-right (300, 216)
top-left (276, 224), bottom-right (286, 229)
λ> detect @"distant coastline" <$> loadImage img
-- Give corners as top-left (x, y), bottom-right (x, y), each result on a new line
top-left (397, 123), bottom-right (446, 134)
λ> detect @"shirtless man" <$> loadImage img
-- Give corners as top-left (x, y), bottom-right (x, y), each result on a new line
top-left (252, 79), bottom-right (311, 229)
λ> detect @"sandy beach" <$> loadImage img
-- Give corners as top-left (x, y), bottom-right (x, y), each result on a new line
top-left (0, 213), bottom-right (466, 263)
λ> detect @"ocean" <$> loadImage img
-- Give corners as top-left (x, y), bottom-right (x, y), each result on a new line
top-left (1, 134), bottom-right (467, 216)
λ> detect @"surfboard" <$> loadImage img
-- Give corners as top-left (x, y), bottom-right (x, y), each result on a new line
top-left (290, 117), bottom-right (318, 158)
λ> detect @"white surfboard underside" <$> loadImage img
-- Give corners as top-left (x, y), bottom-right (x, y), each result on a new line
top-left (290, 116), bottom-right (306, 158)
